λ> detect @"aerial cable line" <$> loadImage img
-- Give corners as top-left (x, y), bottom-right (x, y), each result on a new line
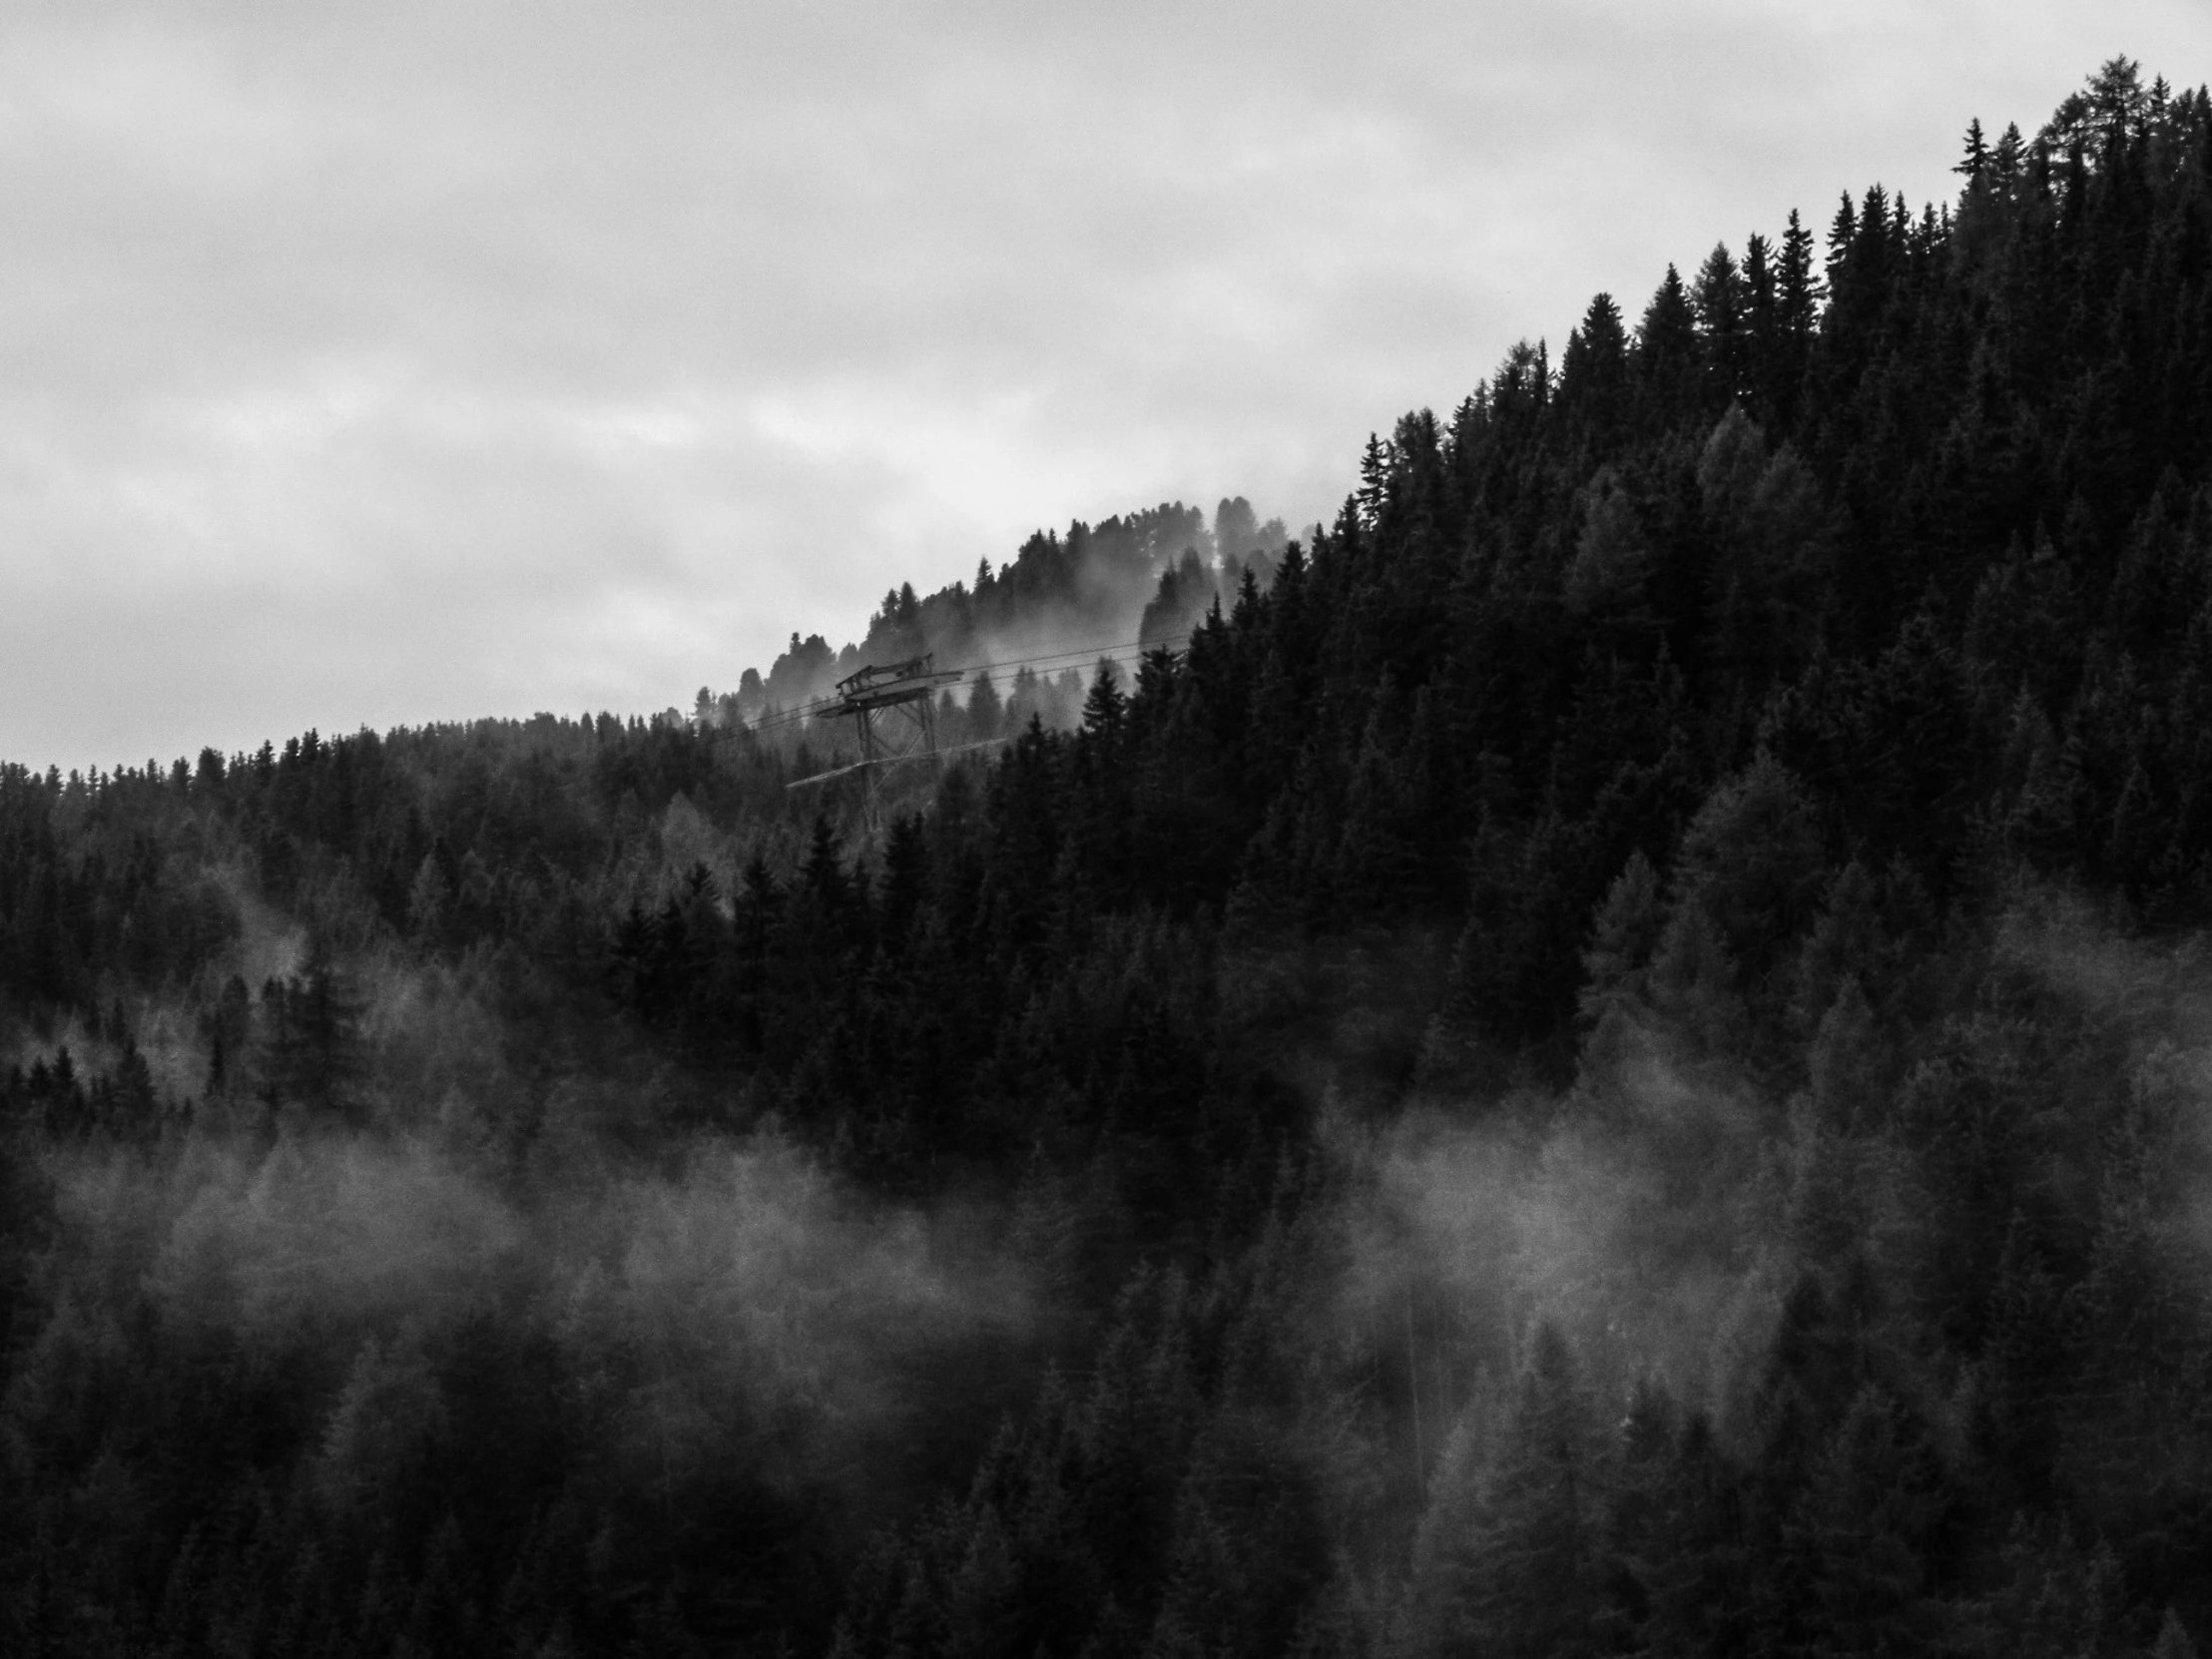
top-left (767, 628), bottom-right (1196, 812)
top-left (741, 637), bottom-right (1187, 739)
top-left (950, 631), bottom-right (1194, 677)
top-left (784, 735), bottom-right (1014, 790)
top-left (738, 628), bottom-right (1194, 736)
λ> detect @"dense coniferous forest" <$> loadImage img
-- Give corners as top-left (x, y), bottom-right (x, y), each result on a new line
top-left (6, 58), bottom-right (2212, 1656)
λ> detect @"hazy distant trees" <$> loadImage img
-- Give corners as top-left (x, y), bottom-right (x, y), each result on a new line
top-left (730, 499), bottom-right (1290, 724)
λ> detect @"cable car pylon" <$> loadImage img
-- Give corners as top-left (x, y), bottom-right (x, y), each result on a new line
top-left (786, 653), bottom-right (965, 831)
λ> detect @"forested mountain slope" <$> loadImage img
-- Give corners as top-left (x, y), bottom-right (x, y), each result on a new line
top-left (4, 57), bottom-right (2212, 1658)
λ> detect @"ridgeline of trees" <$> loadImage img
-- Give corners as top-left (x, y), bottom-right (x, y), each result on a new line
top-left (5, 57), bottom-right (2212, 1658)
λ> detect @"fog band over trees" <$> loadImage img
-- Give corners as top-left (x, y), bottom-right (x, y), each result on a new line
top-left (7, 57), bottom-right (2212, 1658)
top-left (711, 497), bottom-right (1289, 739)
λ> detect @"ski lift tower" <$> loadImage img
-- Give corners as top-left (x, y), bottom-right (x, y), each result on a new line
top-left (811, 654), bottom-right (964, 832)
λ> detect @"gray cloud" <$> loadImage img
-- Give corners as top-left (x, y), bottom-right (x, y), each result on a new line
top-left (2, 1), bottom-right (2206, 767)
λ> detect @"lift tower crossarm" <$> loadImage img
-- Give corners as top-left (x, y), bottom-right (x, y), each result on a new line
top-left (834, 656), bottom-right (964, 713)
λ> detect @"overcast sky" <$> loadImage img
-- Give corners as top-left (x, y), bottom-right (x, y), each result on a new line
top-left (2, 3), bottom-right (2207, 772)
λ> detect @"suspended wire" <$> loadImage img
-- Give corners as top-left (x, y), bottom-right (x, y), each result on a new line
top-left (784, 734), bottom-right (1014, 790)
top-left (956, 630), bottom-right (1194, 679)
top-left (740, 638), bottom-right (1183, 738)
top-left (738, 628), bottom-right (1195, 737)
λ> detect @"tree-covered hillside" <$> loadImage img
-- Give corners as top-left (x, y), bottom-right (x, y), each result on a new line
top-left (5, 57), bottom-right (2212, 1658)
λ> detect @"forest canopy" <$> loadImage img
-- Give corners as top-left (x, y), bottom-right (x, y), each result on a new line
top-left (5, 57), bottom-right (2212, 1659)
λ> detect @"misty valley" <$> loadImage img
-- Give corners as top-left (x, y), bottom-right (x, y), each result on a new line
top-left (10, 59), bottom-right (2212, 1659)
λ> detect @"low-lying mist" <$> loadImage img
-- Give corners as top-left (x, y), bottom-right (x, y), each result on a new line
top-left (1324, 884), bottom-right (2212, 1509)
top-left (26, 1113), bottom-right (1052, 1566)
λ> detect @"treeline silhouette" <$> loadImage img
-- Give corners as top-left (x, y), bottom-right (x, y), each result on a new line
top-left (4, 57), bottom-right (2212, 1658)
